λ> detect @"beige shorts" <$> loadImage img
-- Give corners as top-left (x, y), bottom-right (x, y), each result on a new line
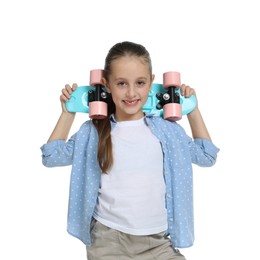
top-left (87, 219), bottom-right (186, 260)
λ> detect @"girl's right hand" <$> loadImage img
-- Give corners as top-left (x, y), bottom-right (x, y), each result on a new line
top-left (60, 83), bottom-right (78, 113)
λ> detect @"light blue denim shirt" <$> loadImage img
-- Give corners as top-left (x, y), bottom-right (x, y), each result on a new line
top-left (41, 114), bottom-right (219, 248)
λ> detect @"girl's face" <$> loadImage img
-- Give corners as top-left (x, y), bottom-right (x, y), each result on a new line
top-left (104, 56), bottom-right (154, 122)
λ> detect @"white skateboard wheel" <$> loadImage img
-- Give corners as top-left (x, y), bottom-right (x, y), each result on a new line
top-left (163, 103), bottom-right (182, 121)
top-left (89, 101), bottom-right (108, 119)
top-left (163, 71), bottom-right (181, 89)
top-left (90, 69), bottom-right (104, 86)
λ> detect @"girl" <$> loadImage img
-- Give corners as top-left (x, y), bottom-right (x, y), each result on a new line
top-left (41, 41), bottom-right (219, 259)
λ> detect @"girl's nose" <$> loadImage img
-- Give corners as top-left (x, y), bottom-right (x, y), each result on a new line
top-left (126, 85), bottom-right (136, 98)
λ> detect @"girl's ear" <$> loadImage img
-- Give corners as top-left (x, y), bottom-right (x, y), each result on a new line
top-left (101, 77), bottom-right (111, 93)
top-left (149, 74), bottom-right (155, 90)
top-left (152, 74), bottom-right (155, 82)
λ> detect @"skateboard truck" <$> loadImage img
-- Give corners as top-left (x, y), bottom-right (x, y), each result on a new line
top-left (156, 87), bottom-right (180, 111)
top-left (88, 69), bottom-right (109, 119)
top-left (157, 71), bottom-right (182, 121)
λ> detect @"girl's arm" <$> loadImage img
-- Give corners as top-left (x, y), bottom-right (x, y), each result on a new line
top-left (187, 107), bottom-right (211, 140)
top-left (181, 85), bottom-right (211, 140)
top-left (47, 83), bottom-right (77, 142)
top-left (180, 84), bottom-right (219, 166)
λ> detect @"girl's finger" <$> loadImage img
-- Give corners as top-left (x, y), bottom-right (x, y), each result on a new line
top-left (72, 83), bottom-right (78, 91)
top-left (61, 86), bottom-right (71, 100)
top-left (180, 84), bottom-right (195, 97)
top-left (180, 84), bottom-right (188, 96)
top-left (65, 84), bottom-right (73, 94)
top-left (60, 93), bottom-right (68, 102)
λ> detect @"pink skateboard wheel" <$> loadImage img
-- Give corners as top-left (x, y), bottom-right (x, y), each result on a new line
top-left (89, 101), bottom-right (108, 119)
top-left (163, 71), bottom-right (181, 88)
top-left (90, 69), bottom-right (104, 86)
top-left (163, 103), bottom-right (182, 121)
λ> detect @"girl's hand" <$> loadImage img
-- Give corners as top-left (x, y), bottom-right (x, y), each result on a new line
top-left (60, 83), bottom-right (78, 113)
top-left (180, 84), bottom-right (196, 99)
top-left (180, 84), bottom-right (211, 140)
top-left (180, 84), bottom-right (198, 113)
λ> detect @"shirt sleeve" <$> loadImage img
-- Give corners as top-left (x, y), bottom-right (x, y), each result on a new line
top-left (189, 138), bottom-right (220, 167)
top-left (40, 134), bottom-right (76, 167)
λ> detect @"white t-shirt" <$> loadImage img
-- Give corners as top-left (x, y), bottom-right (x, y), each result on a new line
top-left (94, 117), bottom-right (167, 235)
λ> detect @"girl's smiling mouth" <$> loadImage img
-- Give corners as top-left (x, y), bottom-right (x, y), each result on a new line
top-left (123, 99), bottom-right (140, 106)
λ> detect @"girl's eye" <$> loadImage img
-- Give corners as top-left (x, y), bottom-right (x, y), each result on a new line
top-left (117, 81), bottom-right (127, 87)
top-left (137, 81), bottom-right (146, 87)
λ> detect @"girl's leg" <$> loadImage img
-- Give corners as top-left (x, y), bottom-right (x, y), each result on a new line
top-left (87, 220), bottom-right (127, 260)
top-left (145, 232), bottom-right (186, 260)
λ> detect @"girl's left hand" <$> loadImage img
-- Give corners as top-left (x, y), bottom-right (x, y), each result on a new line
top-left (180, 84), bottom-right (196, 98)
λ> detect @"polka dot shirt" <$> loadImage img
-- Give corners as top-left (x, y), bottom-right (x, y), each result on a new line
top-left (41, 114), bottom-right (219, 248)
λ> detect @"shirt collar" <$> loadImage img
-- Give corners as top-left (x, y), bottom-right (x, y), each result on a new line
top-left (109, 113), bottom-right (152, 127)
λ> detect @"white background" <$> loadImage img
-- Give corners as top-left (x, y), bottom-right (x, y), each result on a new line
top-left (0, 0), bottom-right (259, 259)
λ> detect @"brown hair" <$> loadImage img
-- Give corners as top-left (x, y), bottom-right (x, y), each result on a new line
top-left (93, 41), bottom-right (152, 173)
